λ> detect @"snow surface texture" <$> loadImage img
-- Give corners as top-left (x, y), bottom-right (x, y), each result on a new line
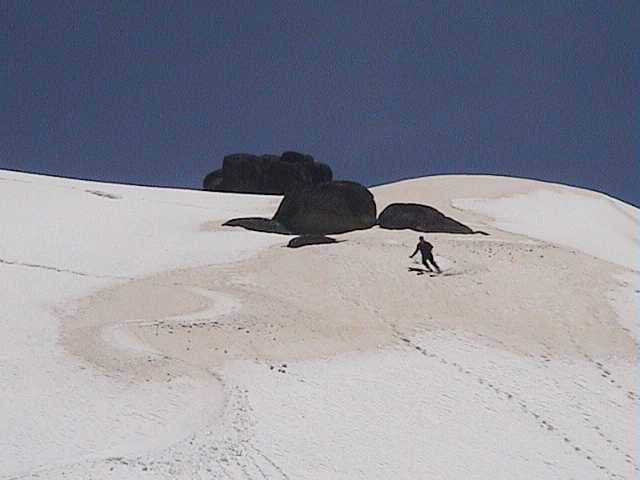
top-left (452, 188), bottom-right (639, 269)
top-left (0, 171), bottom-right (637, 479)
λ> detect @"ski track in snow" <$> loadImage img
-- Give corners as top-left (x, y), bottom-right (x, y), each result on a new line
top-left (1, 171), bottom-right (638, 479)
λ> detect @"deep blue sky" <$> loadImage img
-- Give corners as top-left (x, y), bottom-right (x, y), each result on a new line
top-left (3, 1), bottom-right (639, 205)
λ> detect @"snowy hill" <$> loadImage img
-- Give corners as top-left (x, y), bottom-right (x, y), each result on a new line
top-left (1, 169), bottom-right (637, 479)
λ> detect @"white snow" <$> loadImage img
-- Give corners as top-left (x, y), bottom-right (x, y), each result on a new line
top-left (0, 170), bottom-right (637, 480)
top-left (0, 170), bottom-right (282, 475)
top-left (452, 188), bottom-right (639, 269)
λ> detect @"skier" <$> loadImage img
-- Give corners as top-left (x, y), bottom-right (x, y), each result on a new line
top-left (409, 236), bottom-right (441, 273)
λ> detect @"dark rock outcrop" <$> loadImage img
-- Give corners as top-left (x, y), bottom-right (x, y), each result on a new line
top-left (378, 203), bottom-right (474, 234)
top-left (273, 181), bottom-right (377, 235)
top-left (202, 169), bottom-right (223, 191)
top-left (280, 151), bottom-right (313, 165)
top-left (203, 152), bottom-right (333, 194)
top-left (222, 217), bottom-right (291, 235)
top-left (287, 235), bottom-right (338, 248)
top-left (311, 161), bottom-right (333, 184)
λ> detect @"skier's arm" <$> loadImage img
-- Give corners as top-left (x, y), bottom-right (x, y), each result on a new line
top-left (409, 245), bottom-right (419, 258)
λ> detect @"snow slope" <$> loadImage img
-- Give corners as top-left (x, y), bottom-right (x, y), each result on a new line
top-left (452, 182), bottom-right (638, 269)
top-left (1, 170), bottom-right (637, 479)
top-left (0, 171), bottom-right (282, 475)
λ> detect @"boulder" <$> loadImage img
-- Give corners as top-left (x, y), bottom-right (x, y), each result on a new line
top-left (202, 169), bottom-right (223, 190)
top-left (280, 151), bottom-right (314, 166)
top-left (223, 217), bottom-right (291, 235)
top-left (203, 151), bottom-right (333, 194)
top-left (221, 154), bottom-right (286, 194)
top-left (311, 162), bottom-right (333, 184)
top-left (287, 235), bottom-right (338, 248)
top-left (377, 203), bottom-right (474, 234)
top-left (274, 181), bottom-right (377, 235)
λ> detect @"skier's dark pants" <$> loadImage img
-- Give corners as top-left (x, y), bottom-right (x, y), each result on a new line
top-left (422, 253), bottom-right (440, 272)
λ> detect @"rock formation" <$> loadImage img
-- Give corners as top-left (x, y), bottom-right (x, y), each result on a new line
top-left (287, 235), bottom-right (338, 248)
top-left (203, 152), bottom-right (332, 194)
top-left (274, 181), bottom-right (377, 235)
top-left (377, 203), bottom-right (474, 234)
